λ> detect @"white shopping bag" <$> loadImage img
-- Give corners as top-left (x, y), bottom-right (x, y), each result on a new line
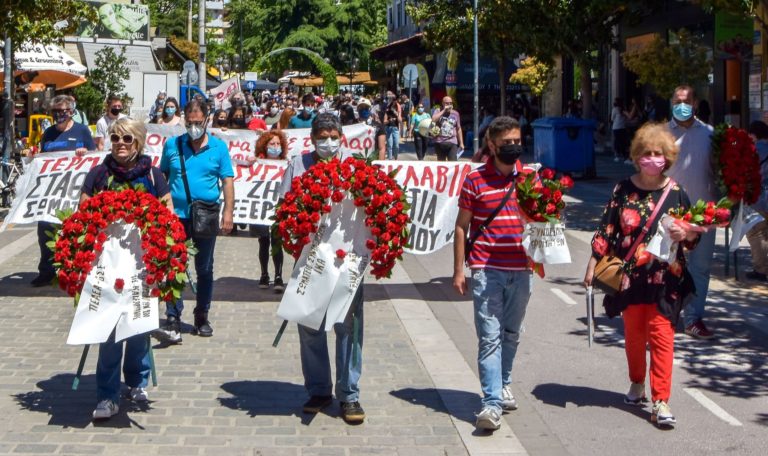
top-left (522, 222), bottom-right (571, 264)
top-left (67, 223), bottom-right (159, 345)
top-left (729, 201), bottom-right (745, 252)
top-left (647, 214), bottom-right (678, 263)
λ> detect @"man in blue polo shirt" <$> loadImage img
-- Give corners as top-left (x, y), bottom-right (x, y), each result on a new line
top-left (31, 95), bottom-right (95, 287)
top-left (159, 99), bottom-right (234, 343)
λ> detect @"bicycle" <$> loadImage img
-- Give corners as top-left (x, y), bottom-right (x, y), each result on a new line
top-left (0, 156), bottom-right (23, 208)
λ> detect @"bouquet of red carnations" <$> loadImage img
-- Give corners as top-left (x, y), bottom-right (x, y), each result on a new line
top-left (515, 167), bottom-right (575, 222)
top-left (667, 197), bottom-right (733, 232)
top-left (712, 125), bottom-right (762, 205)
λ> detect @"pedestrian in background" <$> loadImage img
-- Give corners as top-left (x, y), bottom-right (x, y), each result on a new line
top-left (610, 97), bottom-right (630, 164)
top-left (383, 91), bottom-right (401, 159)
top-left (157, 97), bottom-right (183, 127)
top-left (356, 98), bottom-right (386, 160)
top-left (584, 122), bottom-right (699, 429)
top-left (745, 120), bottom-right (768, 282)
top-left (452, 116), bottom-right (530, 431)
top-left (666, 85), bottom-right (717, 339)
top-left (410, 102), bottom-right (431, 160)
top-left (148, 90), bottom-right (166, 123)
top-left (69, 94), bottom-right (88, 125)
top-left (79, 118), bottom-right (170, 419)
top-left (95, 95), bottom-right (127, 151)
top-left (287, 93), bottom-right (317, 129)
top-left (432, 96), bottom-right (463, 161)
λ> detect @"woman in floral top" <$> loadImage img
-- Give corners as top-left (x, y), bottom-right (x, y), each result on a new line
top-left (583, 123), bottom-right (699, 429)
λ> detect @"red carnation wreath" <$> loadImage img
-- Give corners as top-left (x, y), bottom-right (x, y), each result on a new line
top-left (273, 155), bottom-right (411, 279)
top-left (49, 188), bottom-right (193, 304)
top-left (712, 125), bottom-right (762, 205)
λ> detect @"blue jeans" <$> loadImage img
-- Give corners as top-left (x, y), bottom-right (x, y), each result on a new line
top-left (471, 268), bottom-right (532, 411)
top-left (385, 126), bottom-right (400, 160)
top-left (96, 331), bottom-right (150, 403)
top-left (37, 222), bottom-right (56, 278)
top-left (166, 218), bottom-right (217, 319)
top-left (298, 284), bottom-right (364, 402)
top-left (684, 229), bottom-right (716, 326)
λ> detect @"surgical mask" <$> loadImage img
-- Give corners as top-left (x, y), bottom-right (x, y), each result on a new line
top-left (672, 102), bottom-right (693, 122)
top-left (637, 155), bottom-right (666, 176)
top-left (165, 107), bottom-right (176, 116)
top-left (359, 109), bottom-right (371, 120)
top-left (266, 146), bottom-right (282, 158)
top-left (417, 107), bottom-right (424, 114)
top-left (270, 107), bottom-right (279, 116)
top-left (187, 121), bottom-right (207, 141)
top-left (496, 144), bottom-right (523, 165)
top-left (53, 111), bottom-right (71, 125)
top-left (315, 138), bottom-right (340, 158)
top-left (71, 102), bottom-right (77, 110)
top-left (110, 107), bottom-right (122, 116)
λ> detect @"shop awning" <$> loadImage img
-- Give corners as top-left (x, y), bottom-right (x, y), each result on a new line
top-left (370, 33), bottom-right (427, 62)
top-left (0, 42), bottom-right (87, 90)
top-left (80, 42), bottom-right (157, 72)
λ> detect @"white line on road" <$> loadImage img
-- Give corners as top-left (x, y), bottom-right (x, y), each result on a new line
top-left (551, 288), bottom-right (577, 306)
top-left (683, 387), bottom-right (743, 426)
top-left (0, 230), bottom-right (36, 267)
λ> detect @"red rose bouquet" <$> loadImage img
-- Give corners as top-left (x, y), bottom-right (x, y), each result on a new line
top-left (667, 197), bottom-right (733, 232)
top-left (515, 167), bottom-right (574, 222)
top-left (49, 188), bottom-right (193, 304)
top-left (712, 125), bottom-right (762, 204)
top-left (273, 155), bottom-right (410, 279)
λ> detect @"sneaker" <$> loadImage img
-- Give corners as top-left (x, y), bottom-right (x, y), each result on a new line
top-left (273, 277), bottom-right (285, 293)
top-left (156, 316), bottom-right (182, 344)
top-left (475, 406), bottom-right (501, 431)
top-left (258, 274), bottom-right (270, 289)
top-left (302, 395), bottom-right (333, 414)
top-left (746, 270), bottom-right (768, 281)
top-left (92, 399), bottom-right (119, 420)
top-left (684, 320), bottom-right (714, 339)
top-left (501, 384), bottom-right (518, 411)
top-left (192, 313), bottom-right (213, 337)
top-left (624, 382), bottom-right (648, 406)
top-left (30, 274), bottom-right (53, 287)
top-left (340, 401), bottom-right (366, 423)
top-left (129, 387), bottom-right (148, 402)
top-left (651, 400), bottom-right (676, 428)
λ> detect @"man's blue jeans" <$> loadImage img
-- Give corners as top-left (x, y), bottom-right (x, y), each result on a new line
top-left (96, 331), bottom-right (150, 403)
top-left (471, 268), bottom-right (532, 412)
top-left (385, 126), bottom-right (400, 160)
top-left (37, 222), bottom-right (56, 278)
top-left (298, 285), bottom-right (364, 402)
top-left (166, 218), bottom-right (217, 319)
top-left (684, 229), bottom-right (716, 326)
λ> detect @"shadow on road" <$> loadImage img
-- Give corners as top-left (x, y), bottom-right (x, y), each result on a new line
top-left (530, 383), bottom-right (648, 421)
top-left (0, 272), bottom-right (64, 298)
top-left (218, 380), bottom-right (328, 425)
top-left (13, 373), bottom-right (150, 429)
top-left (212, 277), bottom-right (283, 302)
top-left (389, 387), bottom-right (479, 425)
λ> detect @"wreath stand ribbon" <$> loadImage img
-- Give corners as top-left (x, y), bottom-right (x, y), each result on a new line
top-left (71, 345), bottom-right (90, 390)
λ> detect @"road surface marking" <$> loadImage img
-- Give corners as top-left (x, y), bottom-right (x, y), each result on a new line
top-left (683, 387), bottom-right (742, 426)
top-left (563, 195), bottom-right (583, 203)
top-left (551, 288), bottom-right (577, 306)
top-left (0, 230), bottom-right (36, 267)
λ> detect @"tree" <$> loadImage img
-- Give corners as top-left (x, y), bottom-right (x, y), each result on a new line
top-left (74, 47), bottom-right (131, 120)
top-left (0, 0), bottom-right (95, 52)
top-left (509, 57), bottom-right (555, 97)
top-left (622, 29), bottom-right (711, 98)
top-left (145, 0), bottom-right (188, 38)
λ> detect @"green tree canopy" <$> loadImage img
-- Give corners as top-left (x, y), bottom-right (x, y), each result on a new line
top-left (0, 0), bottom-right (95, 51)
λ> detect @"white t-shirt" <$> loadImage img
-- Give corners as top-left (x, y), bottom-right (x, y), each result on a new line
top-left (95, 113), bottom-right (128, 150)
top-left (610, 106), bottom-right (626, 130)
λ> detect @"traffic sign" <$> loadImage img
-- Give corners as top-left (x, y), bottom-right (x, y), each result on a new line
top-left (402, 64), bottom-right (418, 83)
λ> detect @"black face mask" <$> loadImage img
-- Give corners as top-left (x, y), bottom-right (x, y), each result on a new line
top-left (110, 107), bottom-right (122, 116)
top-left (496, 144), bottom-right (523, 165)
top-left (232, 118), bottom-right (246, 127)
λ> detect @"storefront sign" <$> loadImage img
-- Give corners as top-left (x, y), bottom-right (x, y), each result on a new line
top-left (77, 1), bottom-right (151, 41)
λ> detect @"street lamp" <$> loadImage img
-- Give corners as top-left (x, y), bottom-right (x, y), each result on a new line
top-left (472, 0), bottom-right (479, 154)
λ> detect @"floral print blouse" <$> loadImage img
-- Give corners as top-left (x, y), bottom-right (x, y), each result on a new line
top-left (591, 178), bottom-right (698, 323)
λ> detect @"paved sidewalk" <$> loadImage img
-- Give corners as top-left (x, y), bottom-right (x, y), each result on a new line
top-left (0, 229), bottom-right (481, 456)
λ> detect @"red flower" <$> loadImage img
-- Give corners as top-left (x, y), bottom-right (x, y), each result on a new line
top-left (336, 249), bottom-right (347, 259)
top-left (620, 208), bottom-right (641, 235)
top-left (114, 278), bottom-right (125, 292)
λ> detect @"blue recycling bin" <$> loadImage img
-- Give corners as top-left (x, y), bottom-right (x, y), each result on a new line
top-left (532, 117), bottom-right (596, 178)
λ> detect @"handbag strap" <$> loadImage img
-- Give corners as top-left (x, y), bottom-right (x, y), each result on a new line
top-left (467, 176), bottom-right (517, 251)
top-left (177, 136), bottom-right (193, 205)
top-left (622, 178), bottom-right (675, 262)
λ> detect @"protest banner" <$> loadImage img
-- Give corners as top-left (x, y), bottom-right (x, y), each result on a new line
top-left (210, 77), bottom-right (241, 111)
top-left (67, 223), bottom-right (159, 345)
top-left (277, 197), bottom-right (372, 330)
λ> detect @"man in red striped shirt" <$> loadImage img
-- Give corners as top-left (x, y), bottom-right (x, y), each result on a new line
top-left (453, 116), bottom-right (533, 431)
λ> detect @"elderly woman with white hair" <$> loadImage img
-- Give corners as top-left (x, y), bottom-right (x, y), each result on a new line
top-left (79, 118), bottom-right (172, 421)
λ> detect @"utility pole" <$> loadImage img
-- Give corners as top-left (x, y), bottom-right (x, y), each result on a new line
top-left (2, 35), bottom-right (13, 173)
top-left (187, 0), bottom-right (193, 42)
top-left (472, 0), bottom-right (479, 154)
top-left (198, 0), bottom-right (206, 92)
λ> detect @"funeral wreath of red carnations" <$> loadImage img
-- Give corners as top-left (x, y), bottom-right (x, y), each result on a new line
top-left (48, 187), bottom-right (194, 304)
top-left (712, 124), bottom-right (762, 205)
top-left (273, 155), bottom-right (411, 279)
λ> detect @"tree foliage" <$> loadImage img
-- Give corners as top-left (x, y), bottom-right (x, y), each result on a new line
top-left (622, 29), bottom-right (711, 97)
top-left (145, 0), bottom-right (188, 38)
top-left (74, 46), bottom-right (131, 120)
top-left (509, 57), bottom-right (554, 97)
top-left (0, 0), bottom-right (95, 51)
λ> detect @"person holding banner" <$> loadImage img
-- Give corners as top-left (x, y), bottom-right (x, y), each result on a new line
top-left (355, 98), bottom-right (386, 160)
top-left (31, 95), bottom-right (96, 287)
top-left (452, 116), bottom-right (532, 431)
top-left (159, 99), bottom-right (235, 342)
top-left (78, 118), bottom-right (170, 420)
top-left (252, 130), bottom-right (288, 291)
top-left (278, 113), bottom-right (366, 424)
top-left (583, 123), bottom-right (699, 429)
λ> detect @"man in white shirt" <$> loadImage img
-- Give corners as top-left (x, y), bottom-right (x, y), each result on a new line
top-left (666, 84), bottom-right (717, 340)
top-left (94, 94), bottom-right (127, 151)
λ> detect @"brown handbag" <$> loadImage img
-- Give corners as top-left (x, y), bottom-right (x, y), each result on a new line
top-left (592, 179), bottom-right (675, 296)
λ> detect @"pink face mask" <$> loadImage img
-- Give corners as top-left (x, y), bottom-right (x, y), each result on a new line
top-left (637, 155), bottom-right (666, 176)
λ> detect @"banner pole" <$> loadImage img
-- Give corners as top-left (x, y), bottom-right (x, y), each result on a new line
top-left (72, 345), bottom-right (90, 390)
top-left (272, 319), bottom-right (288, 347)
top-left (147, 335), bottom-right (158, 386)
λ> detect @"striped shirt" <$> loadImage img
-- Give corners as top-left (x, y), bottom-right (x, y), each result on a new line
top-left (459, 161), bottom-right (531, 271)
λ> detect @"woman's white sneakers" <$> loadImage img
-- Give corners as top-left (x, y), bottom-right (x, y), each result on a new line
top-left (651, 400), bottom-right (677, 428)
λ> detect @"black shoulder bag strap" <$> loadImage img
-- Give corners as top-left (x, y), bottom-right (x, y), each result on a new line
top-left (177, 136), bottom-right (193, 206)
top-left (465, 180), bottom-right (516, 262)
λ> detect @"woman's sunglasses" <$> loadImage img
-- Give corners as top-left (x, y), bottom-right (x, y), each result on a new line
top-left (110, 133), bottom-right (134, 144)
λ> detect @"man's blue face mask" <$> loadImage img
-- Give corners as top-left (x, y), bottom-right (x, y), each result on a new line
top-left (672, 102), bottom-right (693, 122)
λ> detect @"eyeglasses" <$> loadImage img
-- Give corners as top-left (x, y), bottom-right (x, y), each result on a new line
top-left (51, 109), bottom-right (71, 114)
top-left (110, 133), bottom-right (134, 144)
